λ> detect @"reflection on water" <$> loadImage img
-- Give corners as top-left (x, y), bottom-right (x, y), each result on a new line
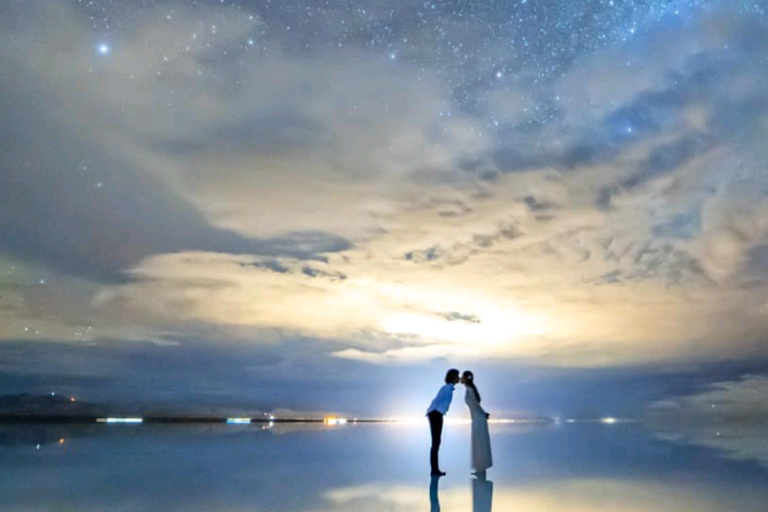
top-left (652, 422), bottom-right (768, 470)
top-left (430, 476), bottom-right (440, 512)
top-left (473, 475), bottom-right (493, 512)
top-left (1, 422), bottom-right (767, 511)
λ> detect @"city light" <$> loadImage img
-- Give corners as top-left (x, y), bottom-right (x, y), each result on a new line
top-left (324, 416), bottom-right (348, 425)
top-left (96, 417), bottom-right (143, 424)
top-left (226, 418), bottom-right (251, 424)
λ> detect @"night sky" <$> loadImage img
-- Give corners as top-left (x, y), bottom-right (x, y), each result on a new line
top-left (2, 0), bottom-right (768, 418)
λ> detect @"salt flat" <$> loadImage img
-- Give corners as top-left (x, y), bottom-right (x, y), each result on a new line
top-left (1, 422), bottom-right (766, 511)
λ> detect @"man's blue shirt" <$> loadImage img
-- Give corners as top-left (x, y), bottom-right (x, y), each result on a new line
top-left (426, 383), bottom-right (455, 415)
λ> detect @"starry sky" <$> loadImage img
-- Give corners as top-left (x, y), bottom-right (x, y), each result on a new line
top-left (2, 0), bottom-right (768, 418)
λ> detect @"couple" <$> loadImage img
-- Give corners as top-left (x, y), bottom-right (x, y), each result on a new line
top-left (426, 368), bottom-right (492, 477)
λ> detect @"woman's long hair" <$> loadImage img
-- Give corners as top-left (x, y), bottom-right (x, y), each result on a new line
top-left (462, 370), bottom-right (481, 403)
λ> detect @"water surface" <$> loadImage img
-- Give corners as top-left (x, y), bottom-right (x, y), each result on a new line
top-left (1, 421), bottom-right (766, 511)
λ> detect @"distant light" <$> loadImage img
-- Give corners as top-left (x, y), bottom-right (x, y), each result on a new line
top-left (601, 417), bottom-right (618, 424)
top-left (70, 397), bottom-right (76, 402)
top-left (566, 418), bottom-right (577, 423)
top-left (51, 392), bottom-right (55, 396)
top-left (59, 438), bottom-right (65, 444)
top-left (226, 418), bottom-right (251, 424)
top-left (268, 415), bottom-right (275, 420)
top-left (97, 417), bottom-right (143, 424)
top-left (324, 416), bottom-right (348, 425)
top-left (98, 44), bottom-right (110, 55)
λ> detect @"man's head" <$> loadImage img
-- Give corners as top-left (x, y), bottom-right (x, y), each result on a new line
top-left (445, 368), bottom-right (460, 384)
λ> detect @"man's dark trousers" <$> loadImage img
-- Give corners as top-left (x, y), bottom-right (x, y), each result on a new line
top-left (428, 410), bottom-right (444, 473)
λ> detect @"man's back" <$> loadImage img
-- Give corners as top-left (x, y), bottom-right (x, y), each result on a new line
top-left (427, 383), bottom-right (455, 415)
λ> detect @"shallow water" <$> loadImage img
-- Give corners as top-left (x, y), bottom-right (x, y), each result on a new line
top-left (1, 421), bottom-right (767, 511)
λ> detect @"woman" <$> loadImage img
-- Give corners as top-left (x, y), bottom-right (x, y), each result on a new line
top-left (462, 370), bottom-right (492, 475)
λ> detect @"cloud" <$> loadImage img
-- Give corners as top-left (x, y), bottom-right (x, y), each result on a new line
top-left (2, 1), bottom-right (768, 374)
top-left (0, 2), bottom-right (351, 283)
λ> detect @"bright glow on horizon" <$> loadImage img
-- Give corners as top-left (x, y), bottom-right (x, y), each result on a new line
top-left (324, 416), bottom-right (348, 425)
top-left (97, 417), bottom-right (143, 424)
top-left (226, 418), bottom-right (251, 424)
top-left (97, 43), bottom-right (110, 55)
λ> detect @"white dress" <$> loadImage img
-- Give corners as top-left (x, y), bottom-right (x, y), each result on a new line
top-left (465, 387), bottom-right (492, 471)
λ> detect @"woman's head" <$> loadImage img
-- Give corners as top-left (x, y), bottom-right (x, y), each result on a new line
top-left (462, 370), bottom-right (480, 402)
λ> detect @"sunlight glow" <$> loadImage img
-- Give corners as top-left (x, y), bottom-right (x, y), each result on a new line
top-left (380, 304), bottom-right (546, 346)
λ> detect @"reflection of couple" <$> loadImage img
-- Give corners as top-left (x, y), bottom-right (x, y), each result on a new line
top-left (430, 465), bottom-right (493, 512)
top-left (426, 368), bottom-right (492, 477)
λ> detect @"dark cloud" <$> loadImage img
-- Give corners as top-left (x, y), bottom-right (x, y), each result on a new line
top-left (443, 311), bottom-right (481, 323)
top-left (404, 219), bottom-right (523, 266)
top-left (240, 259), bottom-right (291, 273)
top-left (521, 195), bottom-right (553, 211)
top-left (239, 258), bottom-right (347, 280)
top-left (404, 246), bottom-right (443, 263)
top-left (0, 62), bottom-right (350, 282)
top-left (600, 134), bottom-right (712, 208)
top-left (301, 266), bottom-right (347, 280)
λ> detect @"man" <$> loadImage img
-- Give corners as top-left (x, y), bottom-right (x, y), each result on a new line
top-left (426, 368), bottom-right (460, 476)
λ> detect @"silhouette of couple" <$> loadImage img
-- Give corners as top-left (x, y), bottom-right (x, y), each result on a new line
top-left (426, 368), bottom-right (492, 477)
